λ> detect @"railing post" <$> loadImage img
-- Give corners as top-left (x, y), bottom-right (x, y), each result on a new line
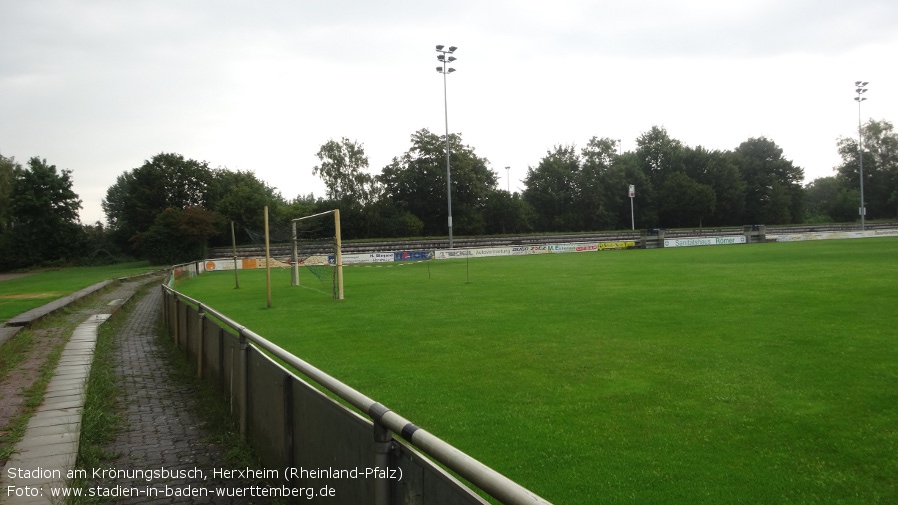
top-left (239, 331), bottom-right (249, 438)
top-left (173, 295), bottom-right (180, 343)
top-left (369, 403), bottom-right (394, 505)
top-left (184, 301), bottom-right (190, 350)
top-left (197, 305), bottom-right (206, 379)
top-left (161, 286), bottom-right (168, 333)
top-left (218, 328), bottom-right (225, 392)
top-left (283, 373), bottom-right (294, 473)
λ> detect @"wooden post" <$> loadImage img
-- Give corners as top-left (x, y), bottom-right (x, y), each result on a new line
top-left (231, 221), bottom-right (239, 289)
top-left (334, 209), bottom-right (344, 300)
top-left (264, 206), bottom-right (272, 308)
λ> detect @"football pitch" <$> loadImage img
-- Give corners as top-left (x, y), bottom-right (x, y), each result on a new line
top-left (176, 238), bottom-right (898, 504)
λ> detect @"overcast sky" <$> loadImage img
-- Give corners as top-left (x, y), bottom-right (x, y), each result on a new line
top-left (2, 0), bottom-right (897, 224)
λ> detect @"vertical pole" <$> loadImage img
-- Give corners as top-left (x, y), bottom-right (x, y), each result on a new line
top-left (334, 209), bottom-right (344, 300)
top-left (373, 421), bottom-right (392, 505)
top-left (858, 98), bottom-right (866, 231)
top-left (173, 296), bottom-right (180, 343)
top-left (444, 68), bottom-right (454, 249)
top-left (291, 221), bottom-right (299, 286)
top-left (283, 373), bottom-right (294, 471)
top-left (264, 206), bottom-right (272, 308)
top-left (218, 328), bottom-right (225, 392)
top-left (197, 306), bottom-right (205, 379)
top-left (161, 286), bottom-right (168, 333)
top-left (231, 221), bottom-right (239, 289)
top-left (239, 332), bottom-right (249, 438)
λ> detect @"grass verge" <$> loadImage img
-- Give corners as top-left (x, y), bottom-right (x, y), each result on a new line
top-left (0, 262), bottom-right (158, 321)
top-left (0, 317), bottom-right (79, 461)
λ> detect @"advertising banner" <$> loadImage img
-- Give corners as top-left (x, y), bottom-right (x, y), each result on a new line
top-left (598, 241), bottom-right (637, 251)
top-left (548, 243), bottom-right (599, 253)
top-left (204, 258), bottom-right (293, 271)
top-left (663, 236), bottom-right (746, 248)
top-left (204, 259), bottom-right (237, 271)
top-left (769, 230), bottom-right (882, 243)
top-left (510, 245), bottom-right (549, 255)
top-left (434, 247), bottom-right (511, 259)
top-left (394, 250), bottom-right (434, 262)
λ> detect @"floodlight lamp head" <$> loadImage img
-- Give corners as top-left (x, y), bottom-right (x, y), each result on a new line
top-left (855, 96), bottom-right (867, 102)
top-left (436, 66), bottom-right (443, 72)
top-left (447, 56), bottom-right (456, 62)
top-left (861, 81), bottom-right (869, 86)
top-left (448, 67), bottom-right (456, 73)
top-left (437, 54), bottom-right (445, 61)
top-left (436, 44), bottom-right (444, 51)
top-left (855, 80), bottom-right (862, 86)
top-left (448, 46), bottom-right (457, 53)
top-left (856, 87), bottom-right (867, 94)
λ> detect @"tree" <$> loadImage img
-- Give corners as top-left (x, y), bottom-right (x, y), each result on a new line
top-left (378, 129), bottom-right (497, 236)
top-left (658, 172), bottom-right (716, 228)
top-left (0, 157), bottom-right (84, 269)
top-left (0, 153), bottom-right (19, 233)
top-left (732, 137), bottom-right (804, 224)
top-left (313, 138), bottom-right (376, 204)
top-left (523, 144), bottom-right (581, 231)
top-left (681, 146), bottom-right (746, 226)
top-left (804, 176), bottom-right (858, 223)
top-left (835, 119), bottom-right (898, 219)
top-left (578, 137), bottom-right (620, 230)
top-left (138, 207), bottom-right (221, 265)
top-left (210, 169), bottom-right (284, 244)
top-left (636, 126), bottom-right (686, 183)
top-left (481, 190), bottom-right (533, 235)
top-left (103, 152), bottom-right (216, 253)
top-left (600, 152), bottom-right (655, 229)
top-left (633, 127), bottom-right (686, 225)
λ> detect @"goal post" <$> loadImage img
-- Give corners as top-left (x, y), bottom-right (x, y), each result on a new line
top-left (290, 209), bottom-right (344, 300)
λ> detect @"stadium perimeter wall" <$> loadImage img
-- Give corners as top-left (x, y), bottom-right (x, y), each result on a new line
top-left (767, 227), bottom-right (898, 242)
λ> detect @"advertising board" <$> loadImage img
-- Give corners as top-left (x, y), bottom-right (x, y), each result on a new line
top-left (663, 236), bottom-right (747, 248)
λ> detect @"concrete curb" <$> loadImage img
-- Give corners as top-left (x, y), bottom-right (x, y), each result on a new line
top-left (0, 326), bottom-right (21, 347)
top-left (6, 280), bottom-right (114, 327)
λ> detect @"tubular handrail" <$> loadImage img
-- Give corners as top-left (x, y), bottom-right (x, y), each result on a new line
top-left (163, 284), bottom-right (552, 505)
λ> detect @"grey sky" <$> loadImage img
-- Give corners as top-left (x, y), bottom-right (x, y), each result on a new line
top-left (2, 0), bottom-right (896, 224)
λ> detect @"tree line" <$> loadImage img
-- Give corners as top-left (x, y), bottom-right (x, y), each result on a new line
top-left (1, 120), bottom-right (896, 269)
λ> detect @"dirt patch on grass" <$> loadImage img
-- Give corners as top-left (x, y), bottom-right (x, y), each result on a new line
top-left (0, 293), bottom-right (59, 300)
top-left (0, 273), bottom-right (33, 282)
top-left (0, 326), bottom-right (65, 452)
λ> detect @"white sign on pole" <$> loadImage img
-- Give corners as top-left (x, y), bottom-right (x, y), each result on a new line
top-left (628, 185), bottom-right (635, 198)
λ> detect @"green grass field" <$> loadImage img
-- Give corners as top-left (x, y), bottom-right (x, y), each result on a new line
top-left (176, 238), bottom-right (898, 504)
top-left (0, 262), bottom-right (158, 321)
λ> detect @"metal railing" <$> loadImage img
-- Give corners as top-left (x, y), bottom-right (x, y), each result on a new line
top-left (161, 280), bottom-right (552, 505)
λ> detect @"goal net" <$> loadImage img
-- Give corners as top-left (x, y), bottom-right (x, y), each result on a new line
top-left (291, 209), bottom-right (344, 300)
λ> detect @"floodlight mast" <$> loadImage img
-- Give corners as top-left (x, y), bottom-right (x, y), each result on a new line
top-left (855, 81), bottom-right (869, 231)
top-left (436, 44), bottom-right (457, 248)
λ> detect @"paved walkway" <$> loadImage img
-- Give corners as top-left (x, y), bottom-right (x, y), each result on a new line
top-left (1, 279), bottom-right (147, 503)
top-left (87, 288), bottom-right (269, 504)
top-left (1, 282), bottom-right (270, 504)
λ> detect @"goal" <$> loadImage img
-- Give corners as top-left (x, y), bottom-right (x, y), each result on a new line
top-left (291, 209), bottom-right (344, 300)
